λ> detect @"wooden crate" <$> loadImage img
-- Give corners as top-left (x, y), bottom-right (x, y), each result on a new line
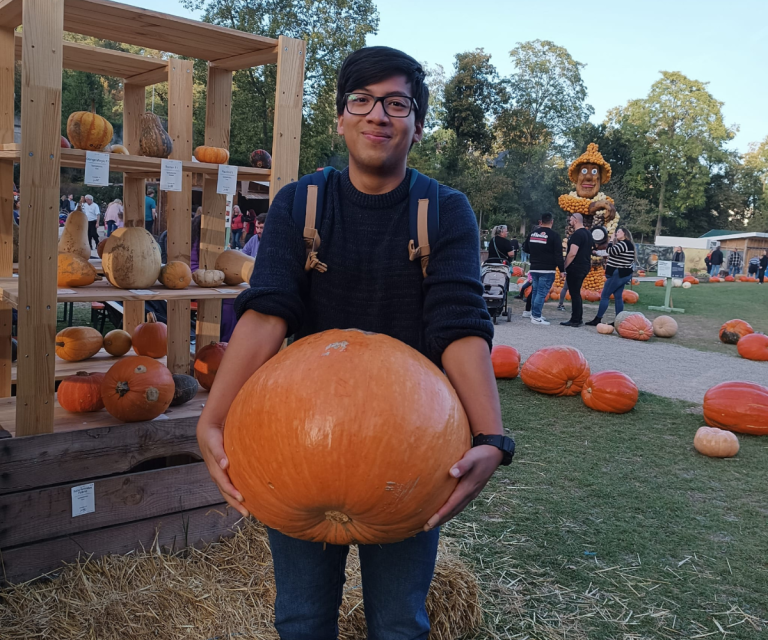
top-left (0, 0), bottom-right (304, 583)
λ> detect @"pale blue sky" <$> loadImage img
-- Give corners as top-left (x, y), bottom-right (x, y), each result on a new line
top-left (136, 0), bottom-right (767, 153)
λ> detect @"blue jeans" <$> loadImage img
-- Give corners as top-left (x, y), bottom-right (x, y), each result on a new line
top-left (530, 272), bottom-right (555, 319)
top-left (709, 264), bottom-right (720, 277)
top-left (597, 271), bottom-right (633, 318)
top-left (231, 229), bottom-right (242, 249)
top-left (106, 220), bottom-right (117, 237)
top-left (267, 526), bottom-right (440, 640)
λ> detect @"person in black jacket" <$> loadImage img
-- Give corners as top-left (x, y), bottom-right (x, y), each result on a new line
top-left (710, 245), bottom-right (724, 277)
top-left (487, 225), bottom-right (515, 264)
top-left (759, 249), bottom-right (768, 284)
top-left (522, 213), bottom-right (564, 325)
top-left (560, 213), bottom-right (593, 327)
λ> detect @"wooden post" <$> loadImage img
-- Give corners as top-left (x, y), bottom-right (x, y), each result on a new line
top-left (0, 26), bottom-right (15, 397)
top-left (268, 36), bottom-right (305, 204)
top-left (196, 66), bottom-right (232, 348)
top-left (122, 82), bottom-right (146, 335)
top-left (16, 0), bottom-right (65, 436)
top-left (166, 59), bottom-right (193, 373)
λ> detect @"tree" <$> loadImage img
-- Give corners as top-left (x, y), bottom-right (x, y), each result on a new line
top-left (610, 71), bottom-right (735, 237)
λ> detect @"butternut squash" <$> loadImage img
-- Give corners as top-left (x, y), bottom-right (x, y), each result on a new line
top-left (57, 253), bottom-right (97, 287)
top-left (214, 250), bottom-right (255, 285)
top-left (58, 201), bottom-right (91, 260)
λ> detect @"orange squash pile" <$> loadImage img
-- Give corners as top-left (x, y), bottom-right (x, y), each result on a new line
top-left (224, 329), bottom-right (471, 545)
top-left (581, 371), bottom-right (638, 414)
top-left (521, 346), bottom-right (590, 396)
top-left (703, 381), bottom-right (768, 436)
top-left (581, 265), bottom-right (607, 292)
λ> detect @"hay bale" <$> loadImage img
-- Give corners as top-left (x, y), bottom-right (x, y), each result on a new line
top-left (0, 520), bottom-right (481, 640)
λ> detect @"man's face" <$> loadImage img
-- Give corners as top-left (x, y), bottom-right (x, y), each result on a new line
top-left (337, 75), bottom-right (423, 175)
top-left (68, 195), bottom-right (73, 200)
top-left (85, 197), bottom-right (93, 204)
top-left (255, 222), bottom-right (264, 238)
top-left (575, 163), bottom-right (601, 199)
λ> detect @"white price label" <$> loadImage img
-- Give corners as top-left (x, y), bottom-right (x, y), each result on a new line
top-left (215, 288), bottom-right (242, 294)
top-left (216, 164), bottom-right (238, 195)
top-left (84, 151), bottom-right (110, 186)
top-left (57, 288), bottom-right (76, 294)
top-left (160, 159), bottom-right (183, 192)
top-left (129, 289), bottom-right (157, 295)
top-left (71, 483), bottom-right (95, 517)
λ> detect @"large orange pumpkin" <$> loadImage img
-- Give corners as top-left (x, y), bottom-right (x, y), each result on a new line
top-left (58, 371), bottom-right (105, 413)
top-left (132, 312), bottom-right (167, 358)
top-left (581, 371), bottom-right (638, 414)
top-left (617, 314), bottom-right (653, 341)
top-left (622, 289), bottom-right (639, 304)
top-left (101, 356), bottom-right (174, 422)
top-left (66, 110), bottom-right (113, 150)
top-left (719, 319), bottom-right (754, 345)
top-left (491, 345), bottom-right (520, 379)
top-left (224, 329), bottom-right (470, 545)
top-left (520, 346), bottom-right (590, 396)
top-left (709, 276), bottom-right (721, 283)
top-left (737, 333), bottom-right (768, 361)
top-left (194, 341), bottom-right (228, 390)
top-left (703, 381), bottom-right (768, 436)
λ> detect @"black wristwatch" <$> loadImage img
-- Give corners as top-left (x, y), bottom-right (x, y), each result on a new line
top-left (472, 434), bottom-right (515, 466)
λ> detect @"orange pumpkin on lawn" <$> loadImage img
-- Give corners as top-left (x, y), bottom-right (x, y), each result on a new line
top-left (521, 346), bottom-right (590, 396)
top-left (737, 333), bottom-right (768, 361)
top-left (491, 345), bottom-right (520, 379)
top-left (703, 381), bottom-right (768, 436)
top-left (719, 319), bottom-right (754, 345)
top-left (617, 314), bottom-right (653, 341)
top-left (581, 370), bottom-right (638, 414)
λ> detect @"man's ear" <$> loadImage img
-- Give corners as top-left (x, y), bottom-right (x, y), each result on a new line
top-left (412, 120), bottom-right (424, 144)
top-left (337, 114), bottom-right (344, 137)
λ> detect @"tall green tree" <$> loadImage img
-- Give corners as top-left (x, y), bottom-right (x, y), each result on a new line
top-left (610, 71), bottom-right (735, 237)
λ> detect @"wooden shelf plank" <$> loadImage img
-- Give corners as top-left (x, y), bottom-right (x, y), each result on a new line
top-left (0, 277), bottom-right (247, 306)
top-left (15, 32), bottom-right (168, 83)
top-left (0, 147), bottom-right (270, 180)
top-left (0, 385), bottom-right (209, 437)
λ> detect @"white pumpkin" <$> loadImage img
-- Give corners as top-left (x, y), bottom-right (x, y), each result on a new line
top-left (672, 278), bottom-right (683, 288)
top-left (102, 227), bottom-right (162, 289)
top-left (682, 281), bottom-right (692, 289)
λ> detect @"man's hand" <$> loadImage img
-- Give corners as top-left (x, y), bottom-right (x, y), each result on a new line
top-left (424, 445), bottom-right (503, 531)
top-left (197, 419), bottom-right (250, 518)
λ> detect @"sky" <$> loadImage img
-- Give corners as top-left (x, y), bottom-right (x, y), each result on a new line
top-left (135, 0), bottom-right (767, 153)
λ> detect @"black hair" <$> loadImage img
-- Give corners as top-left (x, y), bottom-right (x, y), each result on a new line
top-left (541, 213), bottom-right (554, 224)
top-left (336, 46), bottom-right (429, 125)
top-left (256, 213), bottom-right (267, 224)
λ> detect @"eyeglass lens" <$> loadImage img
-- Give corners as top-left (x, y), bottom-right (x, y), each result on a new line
top-left (346, 93), bottom-right (413, 117)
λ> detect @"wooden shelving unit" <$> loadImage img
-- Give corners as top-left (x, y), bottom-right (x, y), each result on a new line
top-left (0, 0), bottom-right (304, 584)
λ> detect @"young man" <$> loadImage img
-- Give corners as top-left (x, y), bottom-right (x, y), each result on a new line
top-left (522, 213), bottom-right (563, 325)
top-left (561, 213), bottom-right (592, 327)
top-left (145, 189), bottom-right (157, 235)
top-left (241, 212), bottom-right (266, 258)
top-left (197, 47), bottom-right (510, 639)
top-left (710, 244), bottom-right (723, 277)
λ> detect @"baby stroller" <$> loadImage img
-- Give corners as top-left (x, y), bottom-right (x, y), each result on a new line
top-left (481, 261), bottom-right (511, 323)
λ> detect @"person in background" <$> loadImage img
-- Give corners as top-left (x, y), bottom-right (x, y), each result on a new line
top-left (230, 205), bottom-right (244, 249)
top-left (145, 188), bottom-right (157, 235)
top-left (727, 250), bottom-right (743, 276)
top-left (758, 250), bottom-right (768, 284)
top-left (747, 255), bottom-right (760, 278)
top-left (704, 251), bottom-right (712, 274)
top-left (190, 212), bottom-right (202, 272)
top-left (557, 280), bottom-right (569, 312)
top-left (585, 227), bottom-right (637, 326)
top-left (671, 246), bottom-right (685, 263)
top-left (560, 213), bottom-right (592, 327)
top-left (117, 211), bottom-right (124, 228)
top-left (487, 225), bottom-right (515, 264)
top-left (710, 244), bottom-right (723, 276)
top-left (241, 213), bottom-right (266, 258)
top-left (104, 198), bottom-right (123, 237)
top-left (81, 194), bottom-right (101, 251)
top-left (68, 194), bottom-right (77, 212)
top-left (509, 236), bottom-right (520, 261)
top-left (242, 208), bottom-right (256, 244)
top-left (13, 197), bottom-right (20, 224)
top-left (521, 212), bottom-right (563, 325)
top-left (60, 195), bottom-right (70, 214)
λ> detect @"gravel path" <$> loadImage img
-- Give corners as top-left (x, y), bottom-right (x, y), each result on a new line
top-left (493, 304), bottom-right (768, 404)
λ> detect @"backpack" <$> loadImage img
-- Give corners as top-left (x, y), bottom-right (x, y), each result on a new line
top-left (291, 167), bottom-right (439, 277)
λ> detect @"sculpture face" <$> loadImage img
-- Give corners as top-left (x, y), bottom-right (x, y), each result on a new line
top-left (575, 163), bottom-right (601, 198)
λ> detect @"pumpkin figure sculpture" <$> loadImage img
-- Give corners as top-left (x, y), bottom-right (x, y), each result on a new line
top-left (224, 329), bottom-right (471, 545)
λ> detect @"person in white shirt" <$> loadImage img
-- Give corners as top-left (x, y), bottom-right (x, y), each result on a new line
top-left (81, 195), bottom-right (101, 251)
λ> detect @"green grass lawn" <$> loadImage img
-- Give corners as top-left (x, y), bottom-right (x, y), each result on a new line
top-left (556, 281), bottom-right (768, 355)
top-left (450, 379), bottom-right (768, 639)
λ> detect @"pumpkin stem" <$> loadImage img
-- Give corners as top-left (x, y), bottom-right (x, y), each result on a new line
top-left (115, 381), bottom-right (130, 397)
top-left (55, 341), bottom-right (65, 347)
top-left (325, 510), bottom-right (350, 524)
top-left (146, 312), bottom-right (157, 324)
top-left (76, 371), bottom-right (90, 377)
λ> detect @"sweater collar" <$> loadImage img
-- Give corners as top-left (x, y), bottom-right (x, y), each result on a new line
top-left (340, 167), bottom-right (411, 210)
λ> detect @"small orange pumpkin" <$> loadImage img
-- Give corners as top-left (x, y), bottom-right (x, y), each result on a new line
top-left (194, 145), bottom-right (230, 164)
top-left (622, 289), bottom-right (639, 304)
top-left (101, 356), bottom-right (175, 422)
top-left (55, 326), bottom-right (103, 362)
top-left (655, 279), bottom-right (665, 287)
top-left (617, 314), bottom-right (653, 341)
top-left (581, 370), bottom-right (638, 414)
top-left (520, 346), bottom-right (590, 396)
top-left (693, 426), bottom-right (739, 458)
top-left (159, 261), bottom-right (193, 289)
top-left (132, 312), bottom-right (168, 358)
top-left (491, 345), bottom-right (520, 379)
top-left (194, 341), bottom-right (228, 390)
top-left (103, 329), bottom-right (132, 357)
top-left (516, 277), bottom-right (526, 285)
top-left (58, 371), bottom-right (105, 413)
top-left (724, 275), bottom-right (735, 282)
top-left (709, 276), bottom-right (721, 282)
top-left (719, 319), bottom-right (754, 345)
top-left (737, 333), bottom-right (768, 361)
top-left (703, 381), bottom-right (768, 436)
top-left (511, 266), bottom-right (524, 277)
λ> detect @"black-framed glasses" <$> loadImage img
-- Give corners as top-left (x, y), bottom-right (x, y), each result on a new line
top-left (344, 92), bottom-right (417, 118)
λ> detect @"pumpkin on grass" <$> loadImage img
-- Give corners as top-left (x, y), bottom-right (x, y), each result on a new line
top-left (58, 371), bottom-right (105, 413)
top-left (581, 370), bottom-right (638, 414)
top-left (224, 329), bottom-right (470, 545)
top-left (652, 315), bottom-right (678, 338)
top-left (511, 266), bottom-right (524, 277)
top-left (57, 253), bottom-right (97, 287)
top-left (622, 289), bottom-right (639, 304)
top-left (103, 329), bottom-right (132, 357)
top-left (617, 314), bottom-right (653, 341)
top-left (703, 381), bottom-right (768, 436)
top-left (655, 279), bottom-right (665, 287)
top-left (521, 346), bottom-right (590, 396)
top-left (55, 326), bottom-right (103, 362)
top-left (693, 426), bottom-right (739, 458)
top-left (719, 319), bottom-right (753, 344)
top-left (194, 341), bottom-right (228, 390)
top-left (491, 345), bottom-right (520, 379)
top-left (724, 275), bottom-right (735, 282)
top-left (102, 356), bottom-right (174, 422)
top-left (132, 313), bottom-right (167, 358)
top-left (709, 276), bottom-right (721, 282)
top-left (737, 333), bottom-right (768, 361)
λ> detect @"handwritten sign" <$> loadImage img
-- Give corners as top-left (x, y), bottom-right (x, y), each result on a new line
top-left (216, 164), bottom-right (238, 195)
top-left (160, 159), bottom-right (183, 192)
top-left (84, 151), bottom-right (110, 186)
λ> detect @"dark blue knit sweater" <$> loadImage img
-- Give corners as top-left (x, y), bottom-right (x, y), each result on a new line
top-left (234, 168), bottom-right (493, 365)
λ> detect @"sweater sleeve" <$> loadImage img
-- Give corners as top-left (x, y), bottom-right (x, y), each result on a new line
top-left (423, 188), bottom-right (494, 363)
top-left (233, 183), bottom-right (309, 335)
top-left (608, 240), bottom-right (627, 257)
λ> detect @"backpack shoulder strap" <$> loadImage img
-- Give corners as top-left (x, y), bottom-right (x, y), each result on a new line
top-left (292, 167), bottom-right (335, 273)
top-left (407, 170), bottom-right (440, 278)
